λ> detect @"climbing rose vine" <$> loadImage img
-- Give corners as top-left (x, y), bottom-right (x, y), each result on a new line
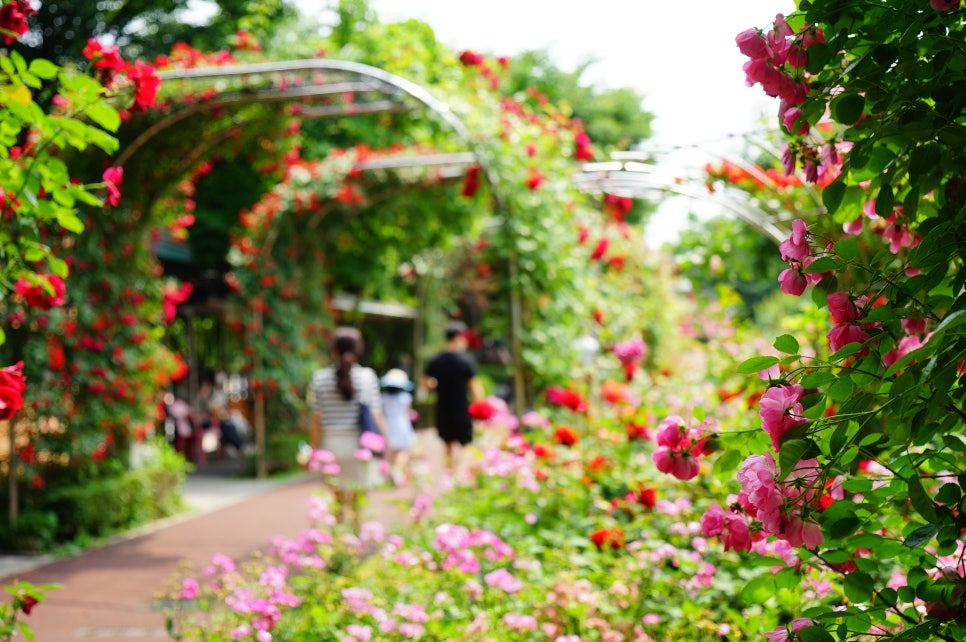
top-left (698, 2), bottom-right (966, 640)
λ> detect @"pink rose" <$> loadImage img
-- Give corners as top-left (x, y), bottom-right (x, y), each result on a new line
top-left (700, 504), bottom-right (726, 537)
top-left (826, 291), bottom-right (860, 323)
top-left (735, 29), bottom-right (769, 59)
top-left (779, 267), bottom-right (807, 296)
top-left (828, 322), bottom-right (867, 353)
top-left (655, 415), bottom-right (687, 448)
top-left (779, 219), bottom-right (810, 262)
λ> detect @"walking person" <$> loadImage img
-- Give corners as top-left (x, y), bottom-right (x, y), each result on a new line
top-left (422, 321), bottom-right (485, 473)
top-left (380, 368), bottom-right (416, 486)
top-left (310, 327), bottom-right (387, 526)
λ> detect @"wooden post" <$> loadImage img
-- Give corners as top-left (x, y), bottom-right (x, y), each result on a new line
top-left (254, 350), bottom-right (267, 479)
top-left (7, 417), bottom-right (17, 528)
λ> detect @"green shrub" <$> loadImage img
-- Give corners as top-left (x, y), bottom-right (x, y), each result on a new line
top-left (242, 431), bottom-right (306, 477)
top-left (1, 439), bottom-right (189, 552)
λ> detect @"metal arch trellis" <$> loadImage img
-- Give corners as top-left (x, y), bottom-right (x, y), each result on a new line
top-left (118, 59), bottom-right (528, 477)
top-left (574, 152), bottom-right (817, 245)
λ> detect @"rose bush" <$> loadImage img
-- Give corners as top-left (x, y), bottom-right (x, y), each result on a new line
top-left (159, 299), bottom-right (855, 641)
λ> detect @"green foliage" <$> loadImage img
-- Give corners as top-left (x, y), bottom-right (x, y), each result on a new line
top-left (706, 1), bottom-right (966, 638)
top-left (504, 49), bottom-right (653, 151)
top-left (14, 0), bottom-right (297, 64)
top-left (1, 439), bottom-right (188, 551)
top-left (1, 581), bottom-right (60, 642)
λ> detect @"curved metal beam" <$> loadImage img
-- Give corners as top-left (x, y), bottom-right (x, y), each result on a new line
top-left (122, 58), bottom-right (532, 466)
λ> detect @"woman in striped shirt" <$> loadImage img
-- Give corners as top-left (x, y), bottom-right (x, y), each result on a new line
top-left (310, 327), bottom-right (387, 525)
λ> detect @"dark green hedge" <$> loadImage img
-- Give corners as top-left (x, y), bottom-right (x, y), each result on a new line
top-left (1, 440), bottom-right (189, 552)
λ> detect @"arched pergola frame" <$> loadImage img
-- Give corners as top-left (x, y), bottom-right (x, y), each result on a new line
top-left (574, 151), bottom-right (827, 245)
top-left (118, 59), bottom-right (528, 476)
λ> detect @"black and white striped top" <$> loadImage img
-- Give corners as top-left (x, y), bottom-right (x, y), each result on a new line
top-left (310, 365), bottom-right (381, 434)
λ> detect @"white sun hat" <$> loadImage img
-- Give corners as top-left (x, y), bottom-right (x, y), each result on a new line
top-left (381, 368), bottom-right (413, 390)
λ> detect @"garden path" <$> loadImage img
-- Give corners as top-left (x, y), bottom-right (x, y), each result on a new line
top-left (1, 432), bottom-right (446, 642)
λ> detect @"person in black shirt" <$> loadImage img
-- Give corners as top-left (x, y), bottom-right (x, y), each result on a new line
top-left (422, 321), bottom-right (485, 472)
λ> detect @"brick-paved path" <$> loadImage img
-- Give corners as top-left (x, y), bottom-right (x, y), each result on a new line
top-left (1, 432), bottom-right (445, 642)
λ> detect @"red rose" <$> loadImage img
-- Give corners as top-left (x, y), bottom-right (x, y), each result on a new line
top-left (590, 527), bottom-right (625, 551)
top-left (462, 166), bottom-right (481, 197)
top-left (553, 425), bottom-right (579, 446)
top-left (635, 487), bottom-right (656, 509)
top-left (0, 361), bottom-right (26, 420)
top-left (0, 1), bottom-right (35, 44)
top-left (468, 399), bottom-right (496, 420)
top-left (15, 274), bottom-right (67, 310)
top-left (459, 50), bottom-right (484, 66)
top-left (590, 238), bottom-right (609, 261)
top-left (19, 594), bottom-right (39, 615)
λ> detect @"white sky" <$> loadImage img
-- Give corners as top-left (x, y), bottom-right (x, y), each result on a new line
top-left (294, 0), bottom-right (797, 243)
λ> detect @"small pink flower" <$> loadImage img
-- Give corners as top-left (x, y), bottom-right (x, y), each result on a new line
top-left (778, 266), bottom-right (807, 295)
top-left (901, 316), bottom-right (928, 335)
top-left (102, 166), bottom-right (123, 207)
top-left (652, 448), bottom-right (701, 480)
top-left (781, 105), bottom-right (809, 135)
top-left (178, 577), bottom-right (200, 600)
top-left (779, 219), bottom-right (810, 262)
top-left (655, 415), bottom-right (687, 448)
top-left (353, 448), bottom-right (373, 461)
top-left (359, 430), bottom-right (385, 453)
top-left (759, 384), bottom-right (807, 451)
top-left (828, 322), bottom-right (867, 353)
top-left (827, 292), bottom-right (860, 323)
top-left (882, 335), bottom-right (924, 369)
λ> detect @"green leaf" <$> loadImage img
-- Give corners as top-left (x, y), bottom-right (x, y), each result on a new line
top-left (778, 439), bottom-right (812, 478)
top-left (827, 377), bottom-right (855, 401)
top-left (909, 144), bottom-right (940, 179)
top-left (18, 620), bottom-right (34, 642)
top-left (830, 342), bottom-right (866, 361)
top-left (28, 58), bottom-right (59, 80)
top-left (935, 483), bottom-right (961, 505)
top-left (737, 355), bottom-right (779, 375)
top-left (848, 139), bottom-right (873, 170)
top-left (826, 514), bottom-right (861, 540)
top-left (54, 208), bottom-right (85, 234)
top-left (796, 625), bottom-right (834, 642)
top-left (712, 448), bottom-right (743, 476)
top-left (834, 238), bottom-right (858, 261)
top-left (832, 93), bottom-right (865, 125)
top-left (801, 370), bottom-right (837, 388)
top-left (47, 256), bottom-right (68, 278)
top-left (907, 474), bottom-right (938, 524)
top-left (833, 186), bottom-right (867, 224)
top-left (822, 180), bottom-right (846, 215)
top-left (804, 42), bottom-right (831, 74)
top-left (932, 309), bottom-right (966, 338)
top-left (844, 571), bottom-right (874, 603)
top-left (84, 101), bottom-right (121, 132)
top-left (804, 257), bottom-right (839, 274)
top-left (874, 184), bottom-right (894, 217)
top-left (740, 573), bottom-right (776, 603)
top-left (773, 334), bottom-right (800, 354)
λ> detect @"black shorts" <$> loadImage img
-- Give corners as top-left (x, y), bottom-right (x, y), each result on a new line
top-left (436, 413), bottom-right (473, 445)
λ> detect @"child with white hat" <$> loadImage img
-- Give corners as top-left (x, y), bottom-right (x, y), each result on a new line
top-left (380, 368), bottom-right (416, 485)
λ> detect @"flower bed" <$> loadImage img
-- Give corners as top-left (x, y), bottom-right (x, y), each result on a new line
top-left (158, 318), bottom-right (862, 641)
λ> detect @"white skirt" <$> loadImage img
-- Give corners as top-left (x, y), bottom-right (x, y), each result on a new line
top-left (321, 430), bottom-right (380, 489)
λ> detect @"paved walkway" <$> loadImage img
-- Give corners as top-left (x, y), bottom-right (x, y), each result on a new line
top-left (1, 433), bottom-right (445, 642)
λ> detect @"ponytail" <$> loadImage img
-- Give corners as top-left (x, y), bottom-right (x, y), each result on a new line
top-left (332, 327), bottom-right (363, 400)
top-left (336, 350), bottom-right (356, 400)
